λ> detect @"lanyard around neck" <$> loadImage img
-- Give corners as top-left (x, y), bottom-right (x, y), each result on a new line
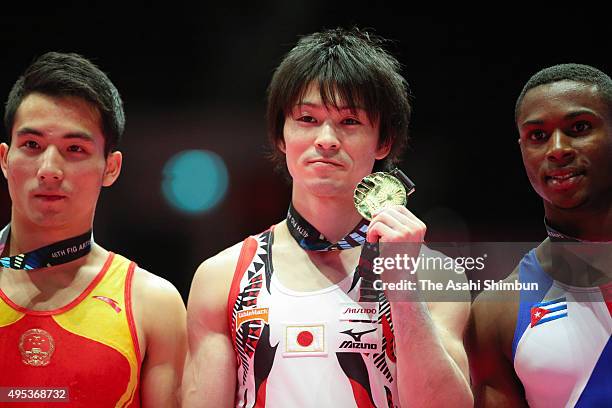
top-left (0, 224), bottom-right (93, 270)
top-left (286, 203), bottom-right (369, 251)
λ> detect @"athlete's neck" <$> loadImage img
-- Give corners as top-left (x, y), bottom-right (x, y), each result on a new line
top-left (291, 192), bottom-right (363, 243)
top-left (6, 209), bottom-right (93, 256)
top-left (0, 243), bottom-right (108, 310)
top-left (544, 202), bottom-right (612, 242)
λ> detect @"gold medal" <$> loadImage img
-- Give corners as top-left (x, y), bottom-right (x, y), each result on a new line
top-left (354, 169), bottom-right (415, 220)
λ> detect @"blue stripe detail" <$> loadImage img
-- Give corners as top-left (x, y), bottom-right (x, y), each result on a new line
top-left (575, 337), bottom-right (612, 407)
top-left (512, 249), bottom-right (553, 361)
top-left (535, 297), bottom-right (566, 307)
top-left (533, 312), bottom-right (568, 327)
top-left (541, 305), bottom-right (567, 313)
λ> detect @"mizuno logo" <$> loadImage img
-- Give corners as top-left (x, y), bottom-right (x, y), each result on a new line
top-left (340, 328), bottom-right (377, 342)
top-left (339, 340), bottom-right (377, 350)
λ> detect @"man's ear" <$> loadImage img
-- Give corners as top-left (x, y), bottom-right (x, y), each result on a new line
top-left (0, 143), bottom-right (9, 180)
top-left (277, 138), bottom-right (286, 154)
top-left (102, 151), bottom-right (122, 187)
top-left (376, 140), bottom-right (392, 160)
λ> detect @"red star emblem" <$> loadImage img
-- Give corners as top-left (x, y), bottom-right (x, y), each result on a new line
top-left (530, 307), bottom-right (550, 327)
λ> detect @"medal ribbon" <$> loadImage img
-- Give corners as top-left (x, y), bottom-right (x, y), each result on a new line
top-left (544, 218), bottom-right (612, 243)
top-left (286, 203), bottom-right (369, 251)
top-left (544, 219), bottom-right (580, 242)
top-left (285, 203), bottom-right (379, 301)
top-left (0, 224), bottom-right (93, 270)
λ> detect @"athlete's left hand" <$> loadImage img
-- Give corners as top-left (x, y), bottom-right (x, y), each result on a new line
top-left (366, 205), bottom-right (426, 244)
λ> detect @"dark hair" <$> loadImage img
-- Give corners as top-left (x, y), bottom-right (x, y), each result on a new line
top-left (4, 52), bottom-right (125, 155)
top-left (515, 63), bottom-right (612, 121)
top-left (267, 27), bottom-right (412, 173)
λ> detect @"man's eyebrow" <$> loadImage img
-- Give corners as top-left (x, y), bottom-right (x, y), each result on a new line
top-left (295, 101), bottom-right (364, 111)
top-left (15, 127), bottom-right (43, 137)
top-left (520, 119), bottom-right (543, 127)
top-left (521, 110), bottom-right (598, 128)
top-left (294, 101), bottom-right (321, 108)
top-left (63, 132), bottom-right (95, 142)
top-left (15, 127), bottom-right (94, 142)
top-left (564, 109), bottom-right (596, 120)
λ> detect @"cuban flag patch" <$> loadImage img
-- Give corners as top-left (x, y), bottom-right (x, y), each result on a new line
top-left (531, 297), bottom-right (568, 327)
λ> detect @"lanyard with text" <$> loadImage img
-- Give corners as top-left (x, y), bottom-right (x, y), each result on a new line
top-left (0, 224), bottom-right (93, 270)
top-left (544, 218), bottom-right (612, 243)
top-left (544, 219), bottom-right (581, 242)
top-left (286, 203), bottom-right (369, 251)
top-left (286, 204), bottom-right (380, 301)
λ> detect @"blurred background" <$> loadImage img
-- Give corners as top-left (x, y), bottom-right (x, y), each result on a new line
top-left (1, 8), bottom-right (610, 300)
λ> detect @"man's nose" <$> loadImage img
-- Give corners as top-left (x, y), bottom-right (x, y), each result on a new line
top-left (37, 146), bottom-right (64, 182)
top-left (315, 122), bottom-right (341, 150)
top-left (546, 129), bottom-right (576, 165)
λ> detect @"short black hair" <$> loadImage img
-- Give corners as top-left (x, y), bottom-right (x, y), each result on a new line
top-left (4, 52), bottom-right (125, 155)
top-left (515, 63), bottom-right (612, 121)
top-left (267, 27), bottom-right (412, 173)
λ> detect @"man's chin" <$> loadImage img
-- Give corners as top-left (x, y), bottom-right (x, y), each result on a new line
top-left (27, 212), bottom-right (73, 229)
top-left (305, 180), bottom-right (352, 198)
top-left (545, 194), bottom-right (588, 211)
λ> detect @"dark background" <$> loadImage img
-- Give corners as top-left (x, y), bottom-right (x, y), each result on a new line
top-left (1, 9), bottom-right (610, 300)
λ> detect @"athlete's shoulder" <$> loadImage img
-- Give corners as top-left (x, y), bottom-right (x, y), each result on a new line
top-left (189, 235), bottom-right (256, 307)
top-left (186, 238), bottom-right (254, 335)
top-left (471, 265), bottom-right (521, 322)
top-left (133, 266), bottom-right (186, 347)
top-left (472, 239), bottom-right (548, 308)
top-left (195, 227), bottom-right (273, 285)
top-left (196, 240), bottom-right (247, 283)
top-left (105, 248), bottom-right (181, 301)
top-left (133, 266), bottom-right (182, 299)
top-left (471, 240), bottom-right (541, 327)
top-left (129, 268), bottom-right (185, 344)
